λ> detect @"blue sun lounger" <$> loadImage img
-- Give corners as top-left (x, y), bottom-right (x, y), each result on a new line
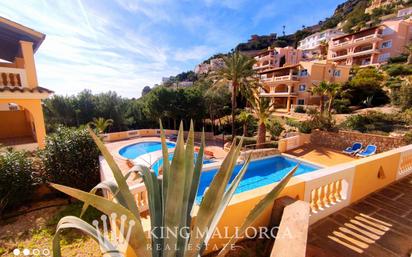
top-left (343, 142), bottom-right (362, 155)
top-left (356, 145), bottom-right (377, 158)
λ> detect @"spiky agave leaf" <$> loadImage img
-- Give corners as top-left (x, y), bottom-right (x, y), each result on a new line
top-left (80, 180), bottom-right (121, 217)
top-left (163, 122), bottom-right (187, 257)
top-left (87, 127), bottom-right (142, 218)
top-left (53, 216), bottom-right (117, 257)
top-left (50, 184), bottom-right (151, 257)
top-left (204, 154), bottom-right (252, 244)
top-left (184, 138), bottom-right (244, 257)
top-left (216, 165), bottom-right (299, 257)
top-left (134, 164), bottom-right (163, 257)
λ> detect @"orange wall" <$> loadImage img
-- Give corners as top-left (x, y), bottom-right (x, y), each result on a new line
top-left (0, 110), bottom-right (32, 138)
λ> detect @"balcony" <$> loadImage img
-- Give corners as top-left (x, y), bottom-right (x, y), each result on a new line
top-left (260, 74), bottom-right (299, 83)
top-left (330, 47), bottom-right (380, 61)
top-left (0, 67), bottom-right (28, 88)
top-left (330, 34), bottom-right (382, 50)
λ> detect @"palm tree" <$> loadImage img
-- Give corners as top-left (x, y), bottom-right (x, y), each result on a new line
top-left (247, 91), bottom-right (274, 148)
top-left (212, 52), bottom-right (256, 139)
top-left (310, 81), bottom-right (329, 114)
top-left (89, 117), bottom-right (113, 133)
top-left (237, 110), bottom-right (253, 137)
top-left (405, 43), bottom-right (412, 64)
top-left (324, 82), bottom-right (342, 115)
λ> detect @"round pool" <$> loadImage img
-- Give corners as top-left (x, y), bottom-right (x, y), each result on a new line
top-left (119, 141), bottom-right (176, 159)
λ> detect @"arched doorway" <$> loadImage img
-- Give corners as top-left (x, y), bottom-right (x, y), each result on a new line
top-left (0, 102), bottom-right (37, 146)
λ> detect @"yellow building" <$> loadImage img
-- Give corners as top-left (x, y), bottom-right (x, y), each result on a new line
top-left (259, 61), bottom-right (351, 112)
top-left (0, 17), bottom-right (52, 148)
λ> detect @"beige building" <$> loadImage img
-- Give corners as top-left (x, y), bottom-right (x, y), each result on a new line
top-left (298, 29), bottom-right (345, 60)
top-left (0, 17), bottom-right (52, 148)
top-left (328, 18), bottom-right (412, 66)
top-left (258, 61), bottom-right (351, 112)
top-left (253, 46), bottom-right (302, 73)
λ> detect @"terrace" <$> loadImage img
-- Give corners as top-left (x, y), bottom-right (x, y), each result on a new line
top-left (96, 127), bottom-right (412, 256)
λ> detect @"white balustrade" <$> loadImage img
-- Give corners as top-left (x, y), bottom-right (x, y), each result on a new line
top-left (130, 183), bottom-right (149, 212)
top-left (301, 163), bottom-right (355, 224)
top-left (396, 144), bottom-right (412, 180)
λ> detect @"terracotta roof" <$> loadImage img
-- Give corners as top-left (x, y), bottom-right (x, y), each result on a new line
top-left (258, 64), bottom-right (300, 74)
top-left (0, 86), bottom-right (53, 94)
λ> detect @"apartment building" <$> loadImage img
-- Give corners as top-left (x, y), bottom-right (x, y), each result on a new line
top-left (253, 46), bottom-right (302, 73)
top-left (298, 29), bottom-right (345, 60)
top-left (398, 7), bottom-right (412, 17)
top-left (328, 18), bottom-right (412, 66)
top-left (258, 61), bottom-right (351, 112)
top-left (0, 17), bottom-right (52, 148)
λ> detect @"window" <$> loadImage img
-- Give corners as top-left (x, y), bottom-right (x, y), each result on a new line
top-left (300, 69), bottom-right (308, 77)
top-left (299, 84), bottom-right (306, 91)
top-left (381, 40), bottom-right (392, 49)
top-left (382, 26), bottom-right (395, 35)
top-left (334, 70), bottom-right (341, 77)
top-left (378, 53), bottom-right (390, 62)
top-left (297, 99), bottom-right (305, 105)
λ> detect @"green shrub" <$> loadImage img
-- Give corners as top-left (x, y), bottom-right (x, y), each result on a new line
top-left (399, 79), bottom-right (412, 110)
top-left (342, 111), bottom-right (402, 133)
top-left (285, 118), bottom-right (300, 128)
top-left (294, 105), bottom-right (305, 113)
top-left (0, 150), bottom-right (35, 211)
top-left (297, 121), bottom-right (312, 134)
top-left (333, 99), bottom-right (351, 114)
top-left (40, 127), bottom-right (100, 191)
top-left (384, 64), bottom-right (412, 77)
top-left (404, 131), bottom-right (412, 144)
top-left (388, 54), bottom-right (408, 64)
top-left (267, 119), bottom-right (284, 137)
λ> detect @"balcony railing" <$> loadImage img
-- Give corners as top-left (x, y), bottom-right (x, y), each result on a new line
top-left (331, 34), bottom-right (382, 49)
top-left (331, 47), bottom-right (379, 60)
top-left (0, 67), bottom-right (28, 88)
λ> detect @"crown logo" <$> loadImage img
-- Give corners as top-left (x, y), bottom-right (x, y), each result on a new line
top-left (92, 213), bottom-right (135, 257)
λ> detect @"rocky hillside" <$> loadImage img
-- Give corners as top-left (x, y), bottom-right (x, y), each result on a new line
top-left (235, 0), bottom-right (411, 53)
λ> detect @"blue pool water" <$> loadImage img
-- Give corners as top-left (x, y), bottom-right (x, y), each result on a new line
top-left (152, 153), bottom-right (215, 173)
top-left (119, 141), bottom-right (176, 159)
top-left (195, 156), bottom-right (318, 204)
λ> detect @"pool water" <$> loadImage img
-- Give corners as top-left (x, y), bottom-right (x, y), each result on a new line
top-left (195, 156), bottom-right (318, 204)
top-left (152, 153), bottom-right (214, 173)
top-left (119, 141), bottom-right (176, 159)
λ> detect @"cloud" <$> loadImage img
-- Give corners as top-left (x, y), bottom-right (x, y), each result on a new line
top-left (174, 45), bottom-right (214, 62)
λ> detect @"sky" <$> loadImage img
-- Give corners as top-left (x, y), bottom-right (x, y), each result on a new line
top-left (1, 0), bottom-right (345, 98)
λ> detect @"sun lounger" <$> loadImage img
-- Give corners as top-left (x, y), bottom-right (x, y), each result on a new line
top-left (356, 145), bottom-right (377, 158)
top-left (343, 142), bottom-right (362, 155)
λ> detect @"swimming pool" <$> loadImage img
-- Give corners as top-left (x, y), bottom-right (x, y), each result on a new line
top-left (152, 153), bottom-right (215, 173)
top-left (195, 156), bottom-right (319, 204)
top-left (119, 141), bottom-right (176, 159)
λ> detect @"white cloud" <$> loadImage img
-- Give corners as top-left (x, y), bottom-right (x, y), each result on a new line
top-left (174, 46), bottom-right (214, 62)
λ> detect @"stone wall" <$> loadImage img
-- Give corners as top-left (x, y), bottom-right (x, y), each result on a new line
top-left (310, 130), bottom-right (406, 153)
top-left (240, 148), bottom-right (280, 160)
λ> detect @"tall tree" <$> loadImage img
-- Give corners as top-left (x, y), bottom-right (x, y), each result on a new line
top-left (89, 117), bottom-right (114, 134)
top-left (324, 82), bottom-right (342, 115)
top-left (247, 90), bottom-right (274, 148)
top-left (237, 110), bottom-right (253, 137)
top-left (405, 43), bottom-right (412, 64)
top-left (310, 81), bottom-right (329, 114)
top-left (318, 40), bottom-right (329, 60)
top-left (211, 52), bottom-right (256, 139)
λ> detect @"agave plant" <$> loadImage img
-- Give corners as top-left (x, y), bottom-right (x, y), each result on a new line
top-left (51, 121), bottom-right (297, 257)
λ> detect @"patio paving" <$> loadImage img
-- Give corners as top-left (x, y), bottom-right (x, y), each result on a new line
top-left (286, 145), bottom-right (355, 167)
top-left (307, 174), bottom-right (412, 257)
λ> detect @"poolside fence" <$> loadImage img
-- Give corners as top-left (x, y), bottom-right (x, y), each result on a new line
top-left (101, 129), bottom-right (216, 142)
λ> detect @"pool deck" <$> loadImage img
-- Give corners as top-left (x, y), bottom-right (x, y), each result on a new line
top-left (307, 174), bottom-right (412, 257)
top-left (104, 137), bottom-right (228, 174)
top-left (286, 145), bottom-right (356, 167)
